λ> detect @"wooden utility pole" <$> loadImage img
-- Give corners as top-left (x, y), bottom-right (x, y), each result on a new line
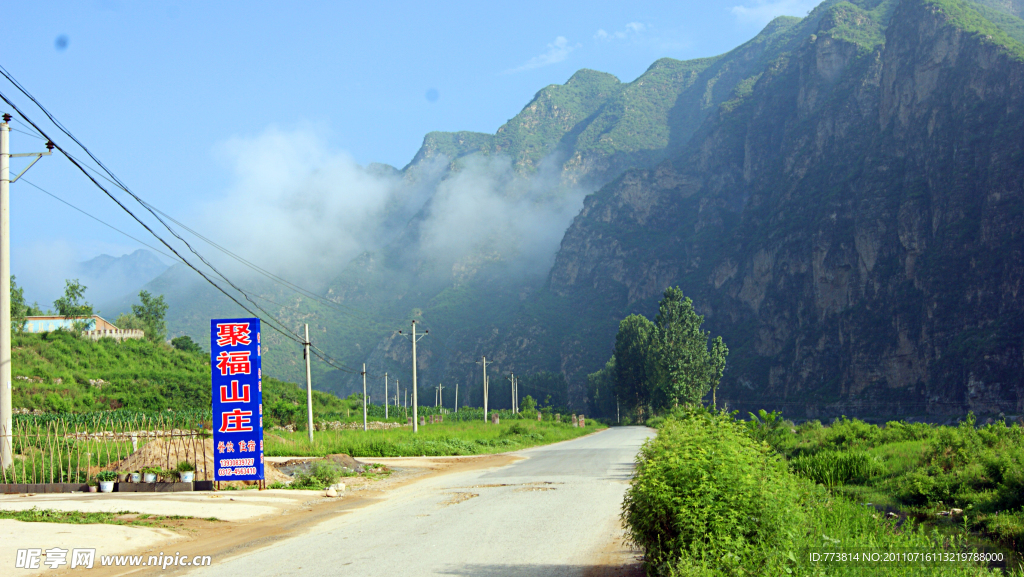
top-left (361, 364), bottom-right (367, 431)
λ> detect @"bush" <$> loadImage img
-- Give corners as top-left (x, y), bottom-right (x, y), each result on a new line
top-left (622, 413), bottom-right (804, 572)
top-left (292, 461), bottom-right (341, 489)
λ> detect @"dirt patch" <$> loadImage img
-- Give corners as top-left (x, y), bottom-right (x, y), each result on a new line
top-left (112, 438), bottom-right (293, 486)
top-left (440, 492), bottom-right (478, 506)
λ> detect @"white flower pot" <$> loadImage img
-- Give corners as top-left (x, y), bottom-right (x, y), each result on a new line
top-left (130, 472), bottom-right (140, 483)
top-left (180, 471), bottom-right (194, 483)
top-left (143, 473), bottom-right (157, 483)
top-left (99, 481), bottom-right (114, 493)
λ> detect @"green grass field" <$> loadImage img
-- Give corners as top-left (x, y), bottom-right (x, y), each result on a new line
top-left (265, 419), bottom-right (605, 458)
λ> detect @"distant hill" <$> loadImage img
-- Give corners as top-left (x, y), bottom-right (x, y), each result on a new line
top-left (79, 249), bottom-right (170, 315)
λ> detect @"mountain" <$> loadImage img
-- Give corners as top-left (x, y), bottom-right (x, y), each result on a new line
top-left (136, 0), bottom-right (1024, 420)
top-left (77, 249), bottom-right (170, 315)
top-left (495, 0), bottom-right (1024, 419)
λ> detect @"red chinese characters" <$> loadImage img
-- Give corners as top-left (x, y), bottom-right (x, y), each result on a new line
top-left (216, 322), bottom-right (252, 347)
top-left (220, 380), bottom-right (251, 403)
top-left (218, 409), bottom-right (254, 433)
top-left (216, 351), bottom-right (251, 376)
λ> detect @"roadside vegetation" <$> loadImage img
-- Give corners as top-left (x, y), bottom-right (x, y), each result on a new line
top-left (266, 418), bottom-right (603, 458)
top-left (0, 507), bottom-right (215, 528)
top-left (625, 410), bottom-right (1024, 576)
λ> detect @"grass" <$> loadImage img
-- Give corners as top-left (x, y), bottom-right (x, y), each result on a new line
top-left (765, 414), bottom-right (1024, 563)
top-left (626, 410), bottom-right (1024, 575)
top-left (264, 419), bottom-right (605, 458)
top-left (0, 507), bottom-right (214, 527)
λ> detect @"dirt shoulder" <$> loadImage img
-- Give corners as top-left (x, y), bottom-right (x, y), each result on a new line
top-left (1, 453), bottom-right (518, 577)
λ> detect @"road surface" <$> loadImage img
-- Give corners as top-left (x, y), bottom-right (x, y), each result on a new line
top-left (188, 426), bottom-right (653, 576)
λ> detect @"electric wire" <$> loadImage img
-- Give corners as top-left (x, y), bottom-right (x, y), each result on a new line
top-left (0, 69), bottom-right (304, 345)
top-left (0, 87), bottom-right (304, 349)
top-left (19, 178), bottom-right (184, 264)
top-left (53, 130), bottom-right (408, 327)
top-left (0, 71), bottom-right (401, 379)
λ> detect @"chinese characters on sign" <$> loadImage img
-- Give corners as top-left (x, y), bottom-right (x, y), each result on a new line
top-left (211, 319), bottom-right (264, 481)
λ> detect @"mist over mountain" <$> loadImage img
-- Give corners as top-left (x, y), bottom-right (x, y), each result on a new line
top-left (16, 248), bottom-right (169, 315)
top-left (135, 0), bottom-right (1024, 420)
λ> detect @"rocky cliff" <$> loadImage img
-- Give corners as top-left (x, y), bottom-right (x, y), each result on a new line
top-left (531, 0), bottom-right (1024, 419)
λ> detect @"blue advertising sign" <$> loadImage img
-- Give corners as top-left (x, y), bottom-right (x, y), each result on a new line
top-left (210, 318), bottom-right (264, 481)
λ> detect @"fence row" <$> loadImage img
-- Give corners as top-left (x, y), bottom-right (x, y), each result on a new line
top-left (0, 414), bottom-right (212, 485)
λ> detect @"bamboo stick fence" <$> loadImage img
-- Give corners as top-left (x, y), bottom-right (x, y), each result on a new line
top-left (0, 413), bottom-right (211, 484)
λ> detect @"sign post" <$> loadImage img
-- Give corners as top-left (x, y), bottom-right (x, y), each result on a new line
top-left (211, 318), bottom-right (264, 486)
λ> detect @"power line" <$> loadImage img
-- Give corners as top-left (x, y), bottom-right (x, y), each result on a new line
top-left (0, 88), bottom-right (302, 348)
top-left (19, 178), bottom-right (183, 264)
top-left (0, 69), bottom-right (395, 380)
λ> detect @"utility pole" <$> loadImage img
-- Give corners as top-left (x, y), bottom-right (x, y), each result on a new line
top-left (361, 364), bottom-right (367, 432)
top-left (1, 116), bottom-right (51, 470)
top-left (617, 395), bottom-right (620, 424)
top-left (455, 383), bottom-right (458, 413)
top-left (438, 383), bottom-right (445, 410)
top-left (304, 325), bottom-right (313, 443)
top-left (398, 320), bottom-right (427, 433)
top-left (514, 375), bottom-right (518, 413)
top-left (508, 373), bottom-right (514, 413)
top-left (476, 357), bottom-right (489, 422)
top-left (384, 372), bottom-right (388, 420)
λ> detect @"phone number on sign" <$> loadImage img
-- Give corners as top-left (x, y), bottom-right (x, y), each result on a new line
top-left (217, 467), bottom-right (257, 477)
top-left (807, 549), bottom-right (1004, 567)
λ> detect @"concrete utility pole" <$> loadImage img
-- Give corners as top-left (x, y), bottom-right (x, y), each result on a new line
top-left (361, 364), bottom-right (367, 432)
top-left (477, 357), bottom-right (489, 422)
top-left (455, 383), bottom-right (458, 413)
top-left (398, 320), bottom-right (427, 433)
top-left (384, 373), bottom-right (388, 420)
top-left (1, 116), bottom-right (51, 470)
top-left (508, 373), bottom-right (514, 414)
top-left (514, 376), bottom-right (518, 413)
top-left (303, 325), bottom-right (314, 443)
top-left (438, 383), bottom-right (445, 410)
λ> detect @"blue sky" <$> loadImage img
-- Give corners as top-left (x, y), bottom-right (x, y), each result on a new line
top-left (0, 0), bottom-right (817, 303)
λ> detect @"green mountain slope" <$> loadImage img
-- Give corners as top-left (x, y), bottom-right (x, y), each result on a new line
top-left (522, 0), bottom-right (1024, 418)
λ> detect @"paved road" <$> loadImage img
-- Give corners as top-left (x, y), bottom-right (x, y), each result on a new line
top-left (190, 427), bottom-right (653, 577)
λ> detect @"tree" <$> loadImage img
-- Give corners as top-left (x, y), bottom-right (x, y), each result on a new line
top-left (613, 314), bottom-right (656, 419)
top-left (520, 395), bottom-right (537, 414)
top-left (53, 279), bottom-right (93, 331)
top-left (652, 287), bottom-right (729, 408)
top-left (10, 275), bottom-right (27, 333)
top-left (587, 356), bottom-right (617, 419)
top-left (131, 290), bottom-right (168, 342)
top-left (171, 335), bottom-right (203, 355)
top-left (114, 313), bottom-right (147, 331)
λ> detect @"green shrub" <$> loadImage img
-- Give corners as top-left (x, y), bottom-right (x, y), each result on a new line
top-left (292, 461), bottom-right (341, 489)
top-left (622, 413), bottom-right (803, 572)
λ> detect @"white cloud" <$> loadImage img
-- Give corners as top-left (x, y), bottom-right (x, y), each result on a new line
top-left (730, 0), bottom-right (817, 26)
top-left (595, 22), bottom-right (647, 41)
top-left (505, 36), bottom-right (580, 74)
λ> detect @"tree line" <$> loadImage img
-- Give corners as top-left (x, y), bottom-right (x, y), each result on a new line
top-left (588, 287), bottom-right (728, 423)
top-left (9, 276), bottom-right (200, 352)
